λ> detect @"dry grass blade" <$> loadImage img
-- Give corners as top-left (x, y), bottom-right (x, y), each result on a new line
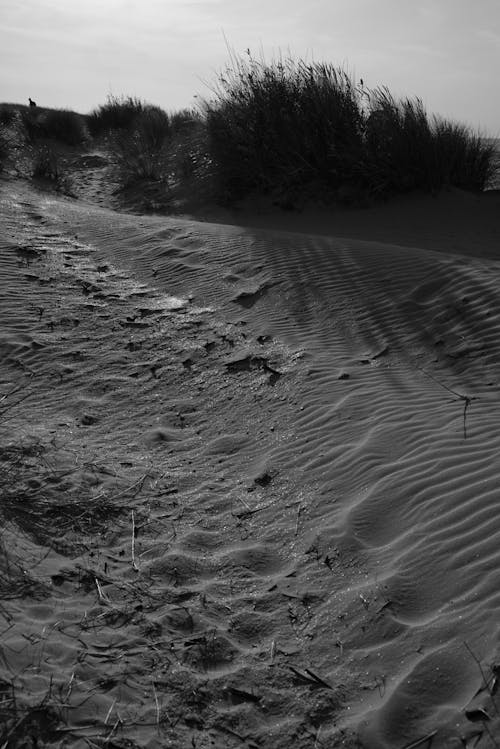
top-left (288, 665), bottom-right (333, 690)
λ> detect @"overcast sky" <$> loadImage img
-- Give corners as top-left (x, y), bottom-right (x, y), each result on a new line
top-left (2, 0), bottom-right (499, 133)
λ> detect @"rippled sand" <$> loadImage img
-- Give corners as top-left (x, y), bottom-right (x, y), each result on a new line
top-left (1, 180), bottom-right (500, 747)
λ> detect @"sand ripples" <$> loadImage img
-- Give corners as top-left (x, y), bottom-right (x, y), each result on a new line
top-left (3, 187), bottom-right (500, 746)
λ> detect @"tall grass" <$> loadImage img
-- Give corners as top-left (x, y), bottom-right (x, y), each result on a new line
top-left (41, 108), bottom-right (87, 145)
top-left (110, 106), bottom-right (172, 184)
top-left (17, 107), bottom-right (87, 145)
top-left (205, 54), bottom-right (364, 202)
top-left (32, 145), bottom-right (73, 194)
top-left (203, 52), bottom-right (497, 204)
top-left (87, 95), bottom-right (148, 136)
top-left (362, 89), bottom-right (496, 195)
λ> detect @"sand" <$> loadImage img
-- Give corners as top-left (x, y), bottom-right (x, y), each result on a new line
top-left (1, 163), bottom-right (500, 748)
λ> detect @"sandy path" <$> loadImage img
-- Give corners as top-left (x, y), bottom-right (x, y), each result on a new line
top-left (2, 182), bottom-right (500, 747)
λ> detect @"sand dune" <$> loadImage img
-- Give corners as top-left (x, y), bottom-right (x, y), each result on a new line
top-left (1, 180), bottom-right (500, 747)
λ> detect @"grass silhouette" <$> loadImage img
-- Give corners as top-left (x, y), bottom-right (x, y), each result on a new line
top-left (0, 52), bottom-right (498, 207)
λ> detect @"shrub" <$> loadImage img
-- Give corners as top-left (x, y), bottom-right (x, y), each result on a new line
top-left (40, 108), bottom-right (87, 145)
top-left (87, 95), bottom-right (147, 136)
top-left (362, 89), bottom-right (497, 194)
top-left (32, 146), bottom-right (73, 194)
top-left (111, 107), bottom-right (172, 185)
top-left (0, 105), bottom-right (18, 127)
top-left (170, 108), bottom-right (203, 133)
top-left (204, 53), bottom-right (365, 203)
top-left (20, 107), bottom-right (44, 142)
top-left (204, 52), bottom-right (498, 204)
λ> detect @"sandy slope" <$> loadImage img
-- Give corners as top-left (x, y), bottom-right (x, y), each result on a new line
top-left (2, 178), bottom-right (500, 748)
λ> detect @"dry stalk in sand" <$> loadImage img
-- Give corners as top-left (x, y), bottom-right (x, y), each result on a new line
top-left (464, 641), bottom-right (500, 717)
top-left (151, 679), bottom-right (160, 729)
top-left (417, 367), bottom-right (475, 439)
top-left (131, 510), bottom-right (139, 571)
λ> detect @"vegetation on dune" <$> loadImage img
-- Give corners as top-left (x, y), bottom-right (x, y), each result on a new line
top-left (87, 94), bottom-right (149, 136)
top-left (110, 105), bottom-right (172, 184)
top-left (203, 52), bottom-right (497, 206)
top-left (0, 127), bottom-right (10, 173)
top-left (31, 145), bottom-right (73, 194)
top-left (18, 107), bottom-right (87, 146)
top-left (38, 108), bottom-right (87, 145)
top-left (363, 89), bottom-right (497, 195)
top-left (0, 53), bottom-right (498, 207)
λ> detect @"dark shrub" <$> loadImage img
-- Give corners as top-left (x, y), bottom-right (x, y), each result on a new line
top-left (87, 95), bottom-right (147, 136)
top-left (20, 108), bottom-right (43, 141)
top-left (32, 146), bottom-right (73, 193)
top-left (0, 106), bottom-right (18, 127)
top-left (170, 108), bottom-right (202, 133)
top-left (111, 107), bottom-right (172, 185)
top-left (203, 52), bottom-right (498, 204)
top-left (40, 109), bottom-right (87, 145)
top-left (363, 89), bottom-right (496, 195)
top-left (204, 54), bottom-right (364, 202)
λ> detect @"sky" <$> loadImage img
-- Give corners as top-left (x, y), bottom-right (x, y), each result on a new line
top-left (1, 0), bottom-right (500, 133)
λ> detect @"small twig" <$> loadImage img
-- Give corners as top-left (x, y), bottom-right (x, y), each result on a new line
top-left (238, 495), bottom-right (252, 512)
top-left (464, 641), bottom-right (500, 717)
top-left (418, 367), bottom-right (475, 439)
top-left (65, 671), bottom-right (75, 701)
top-left (463, 396), bottom-right (472, 440)
top-left (104, 698), bottom-right (116, 725)
top-left (288, 665), bottom-right (333, 690)
top-left (314, 725), bottom-right (322, 748)
top-left (151, 679), bottom-right (160, 728)
top-left (131, 511), bottom-right (139, 571)
top-left (402, 730), bottom-right (437, 749)
top-left (92, 473), bottom-right (149, 503)
top-left (94, 577), bottom-right (112, 605)
top-left (295, 504), bottom-right (303, 536)
top-left (270, 639), bottom-right (276, 662)
top-left (104, 716), bottom-right (122, 745)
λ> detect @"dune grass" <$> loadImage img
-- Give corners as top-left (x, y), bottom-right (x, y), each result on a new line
top-left (32, 145), bottom-right (73, 194)
top-left (110, 105), bottom-right (172, 184)
top-left (18, 107), bottom-right (87, 146)
top-left (87, 94), bottom-right (149, 136)
top-left (203, 52), bottom-right (497, 205)
top-left (1, 53), bottom-right (498, 207)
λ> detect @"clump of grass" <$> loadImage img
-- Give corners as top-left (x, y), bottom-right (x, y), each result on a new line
top-left (204, 52), bottom-right (364, 204)
top-left (87, 94), bottom-right (147, 136)
top-left (18, 106), bottom-right (87, 146)
top-left (203, 51), bottom-right (498, 205)
top-left (362, 89), bottom-right (497, 195)
top-left (0, 105), bottom-right (18, 127)
top-left (19, 107), bottom-right (44, 142)
top-left (32, 145), bottom-right (73, 194)
top-left (111, 106), bottom-right (172, 184)
top-left (40, 108), bottom-right (87, 145)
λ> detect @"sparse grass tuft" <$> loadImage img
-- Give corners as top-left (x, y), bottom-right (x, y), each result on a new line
top-left (32, 145), bottom-right (73, 194)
